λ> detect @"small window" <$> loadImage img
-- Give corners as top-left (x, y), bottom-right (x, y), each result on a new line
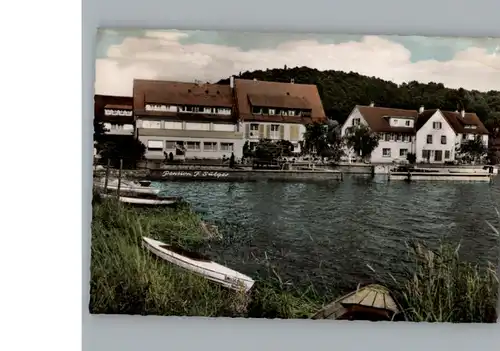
top-left (220, 143), bottom-right (234, 152)
top-left (396, 134), bottom-right (402, 141)
top-left (433, 122), bottom-right (442, 129)
top-left (352, 118), bottom-right (360, 126)
top-left (400, 149), bottom-right (408, 157)
top-left (384, 133), bottom-right (390, 142)
top-left (393, 119), bottom-right (398, 125)
top-left (382, 148), bottom-right (391, 157)
top-left (250, 123), bottom-right (259, 131)
top-left (405, 120), bottom-right (411, 127)
top-left (271, 124), bottom-right (280, 132)
top-left (147, 140), bottom-right (163, 151)
top-left (445, 150), bottom-right (451, 159)
top-left (203, 142), bottom-right (217, 151)
top-left (402, 134), bottom-right (408, 142)
top-left (426, 135), bottom-right (433, 144)
top-left (441, 135), bottom-right (447, 144)
top-left (252, 106), bottom-right (261, 114)
top-left (186, 142), bottom-right (201, 151)
top-left (165, 141), bottom-right (177, 150)
top-left (422, 150), bottom-right (430, 159)
top-left (262, 108), bottom-right (269, 114)
top-left (269, 109), bottom-right (275, 115)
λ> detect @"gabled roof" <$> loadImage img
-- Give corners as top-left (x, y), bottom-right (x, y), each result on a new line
top-left (355, 106), bottom-right (417, 133)
top-left (440, 110), bottom-right (489, 135)
top-left (133, 79), bottom-right (233, 109)
top-left (233, 78), bottom-right (327, 123)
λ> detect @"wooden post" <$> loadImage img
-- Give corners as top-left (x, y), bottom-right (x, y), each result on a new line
top-left (117, 158), bottom-right (123, 197)
top-left (104, 158), bottom-right (111, 191)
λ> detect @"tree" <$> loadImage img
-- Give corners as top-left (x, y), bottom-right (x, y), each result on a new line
top-left (229, 152), bottom-right (235, 168)
top-left (99, 137), bottom-right (146, 169)
top-left (343, 124), bottom-right (380, 161)
top-left (406, 152), bottom-right (417, 164)
top-left (242, 141), bottom-right (253, 158)
top-left (457, 137), bottom-right (487, 163)
top-left (302, 122), bottom-right (328, 156)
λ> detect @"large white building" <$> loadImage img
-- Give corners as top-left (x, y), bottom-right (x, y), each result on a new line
top-left (133, 79), bottom-right (244, 161)
top-left (232, 77), bottom-right (327, 154)
top-left (341, 103), bottom-right (489, 164)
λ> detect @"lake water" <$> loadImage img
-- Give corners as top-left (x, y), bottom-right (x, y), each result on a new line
top-left (155, 176), bottom-right (500, 294)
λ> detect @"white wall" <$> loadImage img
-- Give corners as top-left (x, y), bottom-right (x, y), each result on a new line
top-left (370, 136), bottom-right (415, 163)
top-left (242, 121), bottom-right (306, 153)
top-left (340, 107), bottom-right (371, 161)
top-left (415, 110), bottom-right (456, 163)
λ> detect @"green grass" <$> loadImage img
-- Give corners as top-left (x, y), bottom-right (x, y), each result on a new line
top-left (89, 195), bottom-right (498, 321)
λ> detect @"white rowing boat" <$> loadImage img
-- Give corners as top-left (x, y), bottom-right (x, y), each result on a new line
top-left (100, 193), bottom-right (179, 206)
top-left (94, 178), bottom-right (160, 195)
top-left (142, 237), bottom-right (255, 292)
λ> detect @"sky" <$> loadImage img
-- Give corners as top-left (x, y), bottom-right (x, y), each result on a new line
top-left (95, 29), bottom-right (500, 97)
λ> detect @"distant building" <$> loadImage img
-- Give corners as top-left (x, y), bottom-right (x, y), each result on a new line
top-left (94, 95), bottom-right (134, 136)
top-left (341, 104), bottom-right (417, 163)
top-left (133, 79), bottom-right (244, 161)
top-left (232, 77), bottom-right (327, 154)
top-left (341, 103), bottom-right (489, 164)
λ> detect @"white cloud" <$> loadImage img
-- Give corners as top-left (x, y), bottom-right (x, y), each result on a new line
top-left (95, 32), bottom-right (500, 96)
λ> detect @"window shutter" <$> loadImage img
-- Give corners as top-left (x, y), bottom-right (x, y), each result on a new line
top-left (265, 125), bottom-right (271, 138)
top-left (279, 125), bottom-right (285, 139)
top-left (259, 124), bottom-right (265, 139)
top-left (245, 124), bottom-right (250, 138)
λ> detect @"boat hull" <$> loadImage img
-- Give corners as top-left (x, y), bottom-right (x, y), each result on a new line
top-left (389, 172), bottom-right (492, 182)
top-left (100, 193), bottom-right (179, 206)
top-left (142, 237), bottom-right (255, 292)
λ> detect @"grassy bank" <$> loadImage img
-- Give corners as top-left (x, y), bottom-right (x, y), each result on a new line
top-left (89, 197), bottom-right (498, 321)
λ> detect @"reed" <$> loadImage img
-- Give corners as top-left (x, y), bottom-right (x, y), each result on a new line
top-left (90, 196), bottom-right (499, 321)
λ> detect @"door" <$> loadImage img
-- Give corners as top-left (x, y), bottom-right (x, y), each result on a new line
top-left (434, 150), bottom-right (443, 162)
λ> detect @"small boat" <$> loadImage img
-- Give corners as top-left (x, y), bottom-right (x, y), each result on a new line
top-left (94, 178), bottom-right (160, 195)
top-left (142, 237), bottom-right (255, 292)
top-left (310, 284), bottom-right (403, 321)
top-left (100, 193), bottom-right (181, 206)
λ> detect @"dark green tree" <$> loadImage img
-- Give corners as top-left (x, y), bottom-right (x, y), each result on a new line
top-left (343, 124), bottom-right (380, 161)
top-left (406, 152), bottom-right (417, 164)
top-left (457, 137), bottom-right (487, 163)
top-left (302, 122), bottom-right (328, 156)
top-left (242, 141), bottom-right (253, 158)
top-left (99, 138), bottom-right (146, 169)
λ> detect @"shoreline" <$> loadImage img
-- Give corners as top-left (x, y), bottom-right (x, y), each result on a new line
top-left (89, 197), bottom-right (498, 321)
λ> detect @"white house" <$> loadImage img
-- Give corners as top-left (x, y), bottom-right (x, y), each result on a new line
top-left (415, 109), bottom-right (457, 163)
top-left (341, 104), bottom-right (418, 163)
top-left (232, 77), bottom-right (327, 154)
top-left (341, 103), bottom-right (490, 164)
top-left (133, 79), bottom-right (244, 161)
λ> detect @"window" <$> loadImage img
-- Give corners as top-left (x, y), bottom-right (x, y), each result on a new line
top-left (382, 148), bottom-right (391, 157)
top-left (165, 141), bottom-right (177, 149)
top-left (422, 150), bottom-right (430, 159)
top-left (147, 140), bottom-right (163, 152)
top-left (445, 150), bottom-right (451, 159)
top-left (441, 135), bottom-right (447, 144)
top-left (396, 134), bottom-right (402, 141)
top-left (186, 142), bottom-right (201, 151)
top-left (384, 133), bottom-right (390, 142)
top-left (288, 110), bottom-right (295, 116)
top-left (435, 150), bottom-right (443, 161)
top-left (271, 124), bottom-right (280, 132)
top-left (142, 120), bottom-right (161, 129)
top-left (252, 106), bottom-right (261, 114)
top-left (426, 135), bottom-right (433, 144)
top-left (203, 142), bottom-right (217, 151)
top-left (269, 109), bottom-right (275, 115)
top-left (352, 118), bottom-right (360, 126)
top-left (393, 119), bottom-right (399, 125)
top-left (402, 134), bottom-right (409, 142)
top-left (405, 120), bottom-right (411, 127)
top-left (433, 122), bottom-right (442, 129)
top-left (203, 107), bottom-right (213, 114)
top-left (220, 143), bottom-right (234, 152)
top-left (250, 123), bottom-right (259, 131)
top-left (400, 149), bottom-right (408, 157)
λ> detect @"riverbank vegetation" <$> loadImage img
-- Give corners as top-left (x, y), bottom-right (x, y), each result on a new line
top-left (90, 197), bottom-right (498, 322)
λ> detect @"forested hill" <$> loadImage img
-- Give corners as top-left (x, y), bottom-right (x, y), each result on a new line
top-left (217, 66), bottom-right (500, 128)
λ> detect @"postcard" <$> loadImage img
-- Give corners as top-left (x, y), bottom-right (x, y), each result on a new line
top-left (91, 29), bottom-right (499, 322)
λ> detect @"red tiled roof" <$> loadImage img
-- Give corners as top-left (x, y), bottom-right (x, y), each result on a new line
top-left (356, 106), bottom-right (417, 133)
top-left (440, 110), bottom-right (489, 135)
top-left (234, 78), bottom-right (327, 124)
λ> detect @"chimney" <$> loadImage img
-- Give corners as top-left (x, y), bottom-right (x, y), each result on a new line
top-left (253, 78), bottom-right (257, 81)
top-left (369, 101), bottom-right (375, 107)
top-left (419, 105), bottom-right (424, 114)
top-left (461, 109), bottom-right (465, 118)
top-left (290, 78), bottom-right (295, 84)
top-left (229, 75), bottom-right (235, 89)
